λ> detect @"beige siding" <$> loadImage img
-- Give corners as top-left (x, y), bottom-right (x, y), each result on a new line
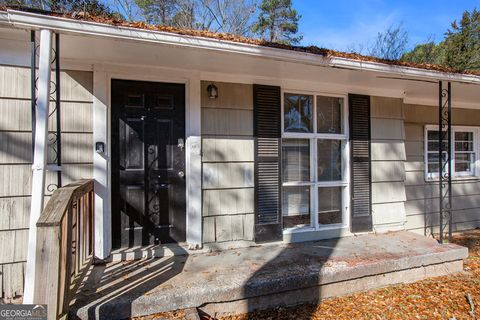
top-left (201, 108), bottom-right (253, 136)
top-left (370, 97), bottom-right (407, 232)
top-left (0, 65), bottom-right (94, 300)
top-left (201, 81), bottom-right (255, 243)
top-left (203, 188), bottom-right (254, 216)
top-left (404, 104), bottom-right (480, 235)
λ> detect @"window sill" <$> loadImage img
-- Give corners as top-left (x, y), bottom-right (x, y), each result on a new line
top-left (283, 223), bottom-right (347, 234)
top-left (425, 176), bottom-right (480, 183)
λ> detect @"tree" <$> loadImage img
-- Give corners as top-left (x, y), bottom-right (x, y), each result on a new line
top-left (442, 8), bottom-right (480, 71)
top-left (50, 0), bottom-right (115, 16)
top-left (134, 0), bottom-right (177, 25)
top-left (400, 41), bottom-right (445, 65)
top-left (368, 23), bottom-right (408, 60)
top-left (113, 0), bottom-right (140, 22)
top-left (133, 0), bottom-right (255, 36)
top-left (199, 0), bottom-right (256, 36)
top-left (251, 0), bottom-right (302, 45)
top-left (401, 8), bottom-right (480, 71)
top-left (1, 0), bottom-right (117, 17)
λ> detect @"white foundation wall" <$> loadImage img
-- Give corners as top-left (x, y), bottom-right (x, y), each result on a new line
top-left (0, 64), bottom-right (94, 301)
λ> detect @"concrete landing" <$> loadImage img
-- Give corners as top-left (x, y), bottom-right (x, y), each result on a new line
top-left (70, 232), bottom-right (468, 320)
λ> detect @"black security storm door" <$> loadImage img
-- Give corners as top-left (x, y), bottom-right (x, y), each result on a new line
top-left (111, 79), bottom-right (186, 248)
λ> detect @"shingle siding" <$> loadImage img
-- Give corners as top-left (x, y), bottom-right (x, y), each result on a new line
top-left (0, 65), bottom-right (94, 301)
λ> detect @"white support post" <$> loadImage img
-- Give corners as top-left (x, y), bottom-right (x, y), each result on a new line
top-left (93, 68), bottom-right (111, 259)
top-left (186, 77), bottom-right (202, 248)
top-left (24, 29), bottom-right (52, 304)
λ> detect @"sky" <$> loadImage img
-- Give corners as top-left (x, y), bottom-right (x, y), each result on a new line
top-left (294, 0), bottom-right (479, 52)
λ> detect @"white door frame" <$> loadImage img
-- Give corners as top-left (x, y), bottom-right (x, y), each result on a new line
top-left (92, 63), bottom-right (202, 259)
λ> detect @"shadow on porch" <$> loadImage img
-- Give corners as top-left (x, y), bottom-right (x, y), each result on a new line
top-left (69, 231), bottom-right (467, 320)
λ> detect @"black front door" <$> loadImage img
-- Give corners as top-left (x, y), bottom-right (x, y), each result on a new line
top-left (111, 79), bottom-right (186, 248)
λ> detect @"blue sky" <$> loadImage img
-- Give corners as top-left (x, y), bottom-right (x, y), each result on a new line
top-left (295, 0), bottom-right (479, 51)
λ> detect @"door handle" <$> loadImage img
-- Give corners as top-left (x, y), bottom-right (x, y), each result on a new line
top-left (178, 170), bottom-right (185, 178)
top-left (178, 138), bottom-right (184, 151)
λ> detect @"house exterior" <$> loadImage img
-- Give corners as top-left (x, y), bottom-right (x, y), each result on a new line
top-left (0, 9), bottom-right (480, 302)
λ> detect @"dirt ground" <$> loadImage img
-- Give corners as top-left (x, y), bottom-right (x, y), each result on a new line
top-left (134, 229), bottom-right (480, 320)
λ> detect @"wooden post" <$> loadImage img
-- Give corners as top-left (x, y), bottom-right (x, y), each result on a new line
top-left (32, 180), bottom-right (94, 319)
top-left (24, 29), bottom-right (53, 304)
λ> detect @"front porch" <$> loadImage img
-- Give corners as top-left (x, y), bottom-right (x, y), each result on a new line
top-left (70, 231), bottom-right (467, 320)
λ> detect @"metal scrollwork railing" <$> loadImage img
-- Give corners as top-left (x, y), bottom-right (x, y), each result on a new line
top-left (438, 81), bottom-right (452, 243)
top-left (31, 32), bottom-right (62, 195)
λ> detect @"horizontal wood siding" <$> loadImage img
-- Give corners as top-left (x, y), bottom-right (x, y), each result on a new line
top-left (370, 97), bottom-right (407, 231)
top-left (403, 104), bottom-right (480, 236)
top-left (0, 65), bottom-right (93, 301)
top-left (201, 81), bottom-right (255, 244)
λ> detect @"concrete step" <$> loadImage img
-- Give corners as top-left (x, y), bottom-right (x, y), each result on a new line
top-left (70, 232), bottom-right (468, 320)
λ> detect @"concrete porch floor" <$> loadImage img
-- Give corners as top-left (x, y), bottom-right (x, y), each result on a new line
top-left (70, 232), bottom-right (468, 320)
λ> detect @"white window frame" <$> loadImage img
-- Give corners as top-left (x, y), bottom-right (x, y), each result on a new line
top-left (281, 90), bottom-right (350, 232)
top-left (424, 125), bottom-right (480, 180)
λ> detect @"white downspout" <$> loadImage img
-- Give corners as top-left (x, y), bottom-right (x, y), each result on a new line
top-left (24, 29), bottom-right (52, 304)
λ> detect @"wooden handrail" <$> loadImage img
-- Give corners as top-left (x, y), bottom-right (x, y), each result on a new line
top-left (33, 179), bottom-right (94, 320)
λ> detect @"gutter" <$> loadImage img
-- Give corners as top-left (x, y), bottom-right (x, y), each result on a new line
top-left (2, 9), bottom-right (480, 85)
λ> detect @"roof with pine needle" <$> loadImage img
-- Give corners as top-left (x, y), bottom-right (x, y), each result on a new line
top-left (1, 5), bottom-right (480, 78)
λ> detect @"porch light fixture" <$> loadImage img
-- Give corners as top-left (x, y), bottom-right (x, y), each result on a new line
top-left (207, 83), bottom-right (218, 99)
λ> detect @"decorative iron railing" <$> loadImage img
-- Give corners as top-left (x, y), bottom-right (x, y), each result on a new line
top-left (438, 81), bottom-right (452, 243)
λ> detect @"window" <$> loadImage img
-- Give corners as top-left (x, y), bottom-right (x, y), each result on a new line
top-left (425, 125), bottom-right (478, 180)
top-left (282, 92), bottom-right (348, 230)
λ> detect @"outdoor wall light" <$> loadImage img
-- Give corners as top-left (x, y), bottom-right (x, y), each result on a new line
top-left (207, 83), bottom-right (218, 99)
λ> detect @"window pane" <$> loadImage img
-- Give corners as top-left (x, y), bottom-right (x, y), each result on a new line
top-left (455, 142), bottom-right (474, 152)
top-left (455, 131), bottom-right (473, 141)
top-left (428, 141), bottom-right (448, 152)
top-left (282, 186), bottom-right (310, 228)
top-left (284, 93), bottom-right (313, 133)
top-left (317, 140), bottom-right (342, 181)
top-left (282, 139), bottom-right (310, 182)
top-left (427, 130), bottom-right (449, 141)
top-left (427, 152), bottom-right (447, 174)
top-left (318, 187), bottom-right (342, 225)
top-left (455, 153), bottom-right (475, 173)
top-left (427, 163), bottom-right (439, 174)
top-left (317, 96), bottom-right (343, 134)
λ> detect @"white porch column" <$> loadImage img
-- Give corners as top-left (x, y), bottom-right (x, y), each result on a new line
top-left (186, 76), bottom-right (202, 248)
top-left (24, 29), bottom-right (52, 304)
top-left (93, 68), bottom-right (111, 259)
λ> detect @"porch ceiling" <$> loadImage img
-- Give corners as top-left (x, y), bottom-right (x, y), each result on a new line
top-left (1, 25), bottom-right (480, 109)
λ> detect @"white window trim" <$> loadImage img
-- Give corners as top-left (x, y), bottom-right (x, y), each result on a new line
top-left (424, 125), bottom-right (480, 181)
top-left (281, 89), bottom-right (350, 233)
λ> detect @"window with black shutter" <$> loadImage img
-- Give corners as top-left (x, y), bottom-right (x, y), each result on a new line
top-left (348, 94), bottom-right (372, 232)
top-left (281, 92), bottom-right (349, 232)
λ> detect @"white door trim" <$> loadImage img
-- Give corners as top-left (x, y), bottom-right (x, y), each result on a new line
top-left (92, 64), bottom-right (203, 258)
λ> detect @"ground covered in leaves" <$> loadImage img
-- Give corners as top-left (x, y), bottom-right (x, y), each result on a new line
top-left (220, 230), bottom-right (480, 320)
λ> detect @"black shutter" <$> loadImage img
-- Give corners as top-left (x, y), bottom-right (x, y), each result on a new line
top-left (253, 84), bottom-right (282, 242)
top-left (349, 94), bottom-right (373, 232)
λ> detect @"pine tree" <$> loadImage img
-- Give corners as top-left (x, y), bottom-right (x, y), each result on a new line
top-left (402, 8), bottom-right (480, 71)
top-left (400, 41), bottom-right (445, 65)
top-left (251, 0), bottom-right (302, 45)
top-left (443, 8), bottom-right (480, 71)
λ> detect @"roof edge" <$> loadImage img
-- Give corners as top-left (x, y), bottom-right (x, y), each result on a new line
top-left (2, 9), bottom-right (480, 85)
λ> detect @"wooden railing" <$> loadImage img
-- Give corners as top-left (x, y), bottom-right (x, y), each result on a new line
top-left (33, 179), bottom-right (94, 319)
